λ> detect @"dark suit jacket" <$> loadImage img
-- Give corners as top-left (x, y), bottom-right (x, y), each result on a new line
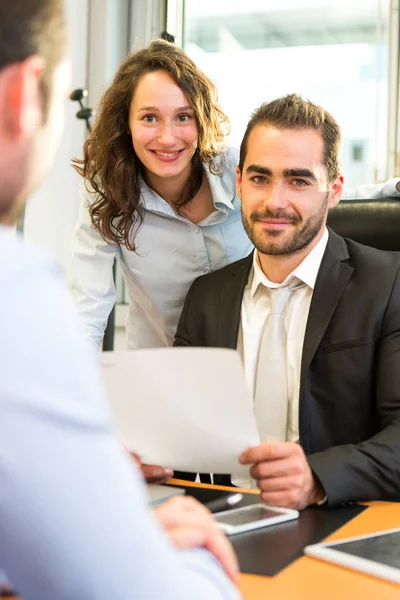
top-left (174, 229), bottom-right (400, 507)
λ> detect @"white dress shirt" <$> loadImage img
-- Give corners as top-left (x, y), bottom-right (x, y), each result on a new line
top-left (232, 230), bottom-right (329, 488)
top-left (0, 226), bottom-right (239, 600)
top-left (238, 228), bottom-right (329, 440)
top-left (70, 144), bottom-right (400, 350)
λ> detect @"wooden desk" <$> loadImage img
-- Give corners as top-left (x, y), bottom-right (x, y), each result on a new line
top-left (171, 479), bottom-right (400, 600)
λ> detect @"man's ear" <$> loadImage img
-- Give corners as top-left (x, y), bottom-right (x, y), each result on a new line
top-left (327, 174), bottom-right (344, 209)
top-left (0, 56), bottom-right (45, 139)
top-left (236, 165), bottom-right (242, 200)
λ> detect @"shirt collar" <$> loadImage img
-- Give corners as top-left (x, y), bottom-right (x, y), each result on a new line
top-left (250, 227), bottom-right (329, 297)
top-left (203, 162), bottom-right (235, 212)
top-left (138, 175), bottom-right (175, 215)
top-left (138, 160), bottom-right (236, 215)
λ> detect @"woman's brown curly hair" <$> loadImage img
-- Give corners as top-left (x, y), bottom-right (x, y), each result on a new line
top-left (72, 39), bottom-right (230, 251)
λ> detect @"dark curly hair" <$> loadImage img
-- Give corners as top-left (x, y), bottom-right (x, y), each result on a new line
top-left (73, 39), bottom-right (230, 251)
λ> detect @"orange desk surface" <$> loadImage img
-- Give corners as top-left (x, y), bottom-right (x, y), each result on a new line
top-left (4, 481), bottom-right (400, 600)
top-left (171, 479), bottom-right (400, 600)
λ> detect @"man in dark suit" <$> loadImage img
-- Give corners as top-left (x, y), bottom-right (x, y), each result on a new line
top-left (174, 94), bottom-right (400, 509)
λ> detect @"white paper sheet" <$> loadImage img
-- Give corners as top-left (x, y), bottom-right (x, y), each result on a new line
top-left (101, 347), bottom-right (260, 475)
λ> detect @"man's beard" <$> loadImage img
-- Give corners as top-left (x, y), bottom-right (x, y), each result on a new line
top-left (242, 193), bottom-right (329, 257)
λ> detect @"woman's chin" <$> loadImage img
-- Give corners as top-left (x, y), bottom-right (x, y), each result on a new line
top-left (145, 159), bottom-right (192, 181)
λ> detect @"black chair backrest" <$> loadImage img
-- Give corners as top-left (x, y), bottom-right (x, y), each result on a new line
top-left (327, 198), bottom-right (400, 251)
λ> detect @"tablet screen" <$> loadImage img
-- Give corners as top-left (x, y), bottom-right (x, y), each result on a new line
top-left (329, 530), bottom-right (400, 569)
top-left (215, 505), bottom-right (285, 526)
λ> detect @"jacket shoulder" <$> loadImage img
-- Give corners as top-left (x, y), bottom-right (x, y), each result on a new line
top-left (344, 236), bottom-right (400, 270)
top-left (190, 254), bottom-right (252, 295)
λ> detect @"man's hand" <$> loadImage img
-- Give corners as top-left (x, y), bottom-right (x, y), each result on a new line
top-left (154, 495), bottom-right (239, 583)
top-left (130, 452), bottom-right (173, 484)
top-left (240, 442), bottom-right (325, 510)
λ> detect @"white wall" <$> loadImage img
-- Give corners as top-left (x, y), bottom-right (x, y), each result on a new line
top-left (87, 0), bottom-right (130, 108)
top-left (23, 0), bottom-right (132, 274)
top-left (23, 0), bottom-right (89, 270)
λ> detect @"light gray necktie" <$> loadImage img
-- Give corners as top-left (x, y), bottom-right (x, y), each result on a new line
top-left (254, 284), bottom-right (296, 442)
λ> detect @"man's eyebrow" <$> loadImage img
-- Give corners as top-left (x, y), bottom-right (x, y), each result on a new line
top-left (245, 165), bottom-right (272, 176)
top-left (245, 165), bottom-right (318, 181)
top-left (283, 168), bottom-right (317, 181)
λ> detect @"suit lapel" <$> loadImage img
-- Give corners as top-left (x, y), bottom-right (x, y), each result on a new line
top-left (217, 253), bottom-right (253, 349)
top-left (299, 229), bottom-right (353, 400)
top-left (216, 231), bottom-right (353, 377)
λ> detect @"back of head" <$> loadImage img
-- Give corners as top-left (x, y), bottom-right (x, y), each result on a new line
top-left (0, 0), bottom-right (66, 115)
top-left (0, 0), bottom-right (67, 222)
top-left (239, 93), bottom-right (341, 183)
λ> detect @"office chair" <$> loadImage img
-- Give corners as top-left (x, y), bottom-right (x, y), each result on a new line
top-left (327, 198), bottom-right (400, 251)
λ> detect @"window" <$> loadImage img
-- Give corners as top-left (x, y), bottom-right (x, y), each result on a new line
top-left (183, 0), bottom-right (391, 185)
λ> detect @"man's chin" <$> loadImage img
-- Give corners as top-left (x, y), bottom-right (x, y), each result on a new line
top-left (255, 235), bottom-right (305, 257)
top-left (254, 231), bottom-right (293, 255)
top-left (256, 244), bottom-right (291, 256)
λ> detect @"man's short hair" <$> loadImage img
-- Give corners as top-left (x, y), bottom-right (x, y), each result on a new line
top-left (0, 0), bottom-right (67, 118)
top-left (239, 93), bottom-right (341, 183)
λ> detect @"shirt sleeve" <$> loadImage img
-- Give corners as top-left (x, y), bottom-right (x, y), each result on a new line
top-left (69, 181), bottom-right (120, 349)
top-left (0, 256), bottom-right (240, 600)
top-left (342, 178), bottom-right (400, 199)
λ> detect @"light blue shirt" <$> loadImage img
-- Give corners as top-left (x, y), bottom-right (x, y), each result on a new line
top-left (71, 146), bottom-right (400, 350)
top-left (0, 226), bottom-right (240, 600)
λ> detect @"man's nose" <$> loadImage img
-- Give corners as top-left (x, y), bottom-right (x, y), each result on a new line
top-left (263, 183), bottom-right (288, 211)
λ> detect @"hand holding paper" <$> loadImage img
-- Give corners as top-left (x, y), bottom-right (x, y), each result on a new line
top-left (101, 348), bottom-right (260, 475)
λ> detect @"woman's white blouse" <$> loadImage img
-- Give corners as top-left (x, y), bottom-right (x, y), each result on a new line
top-left (70, 147), bottom-right (400, 349)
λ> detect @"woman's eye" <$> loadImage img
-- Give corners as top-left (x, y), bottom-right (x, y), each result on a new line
top-left (177, 114), bottom-right (191, 122)
top-left (143, 115), bottom-right (157, 123)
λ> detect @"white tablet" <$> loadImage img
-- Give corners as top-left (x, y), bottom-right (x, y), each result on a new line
top-left (213, 503), bottom-right (299, 535)
top-left (305, 527), bottom-right (400, 584)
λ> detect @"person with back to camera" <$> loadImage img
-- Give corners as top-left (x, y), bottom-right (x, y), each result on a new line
top-left (0, 2), bottom-right (240, 598)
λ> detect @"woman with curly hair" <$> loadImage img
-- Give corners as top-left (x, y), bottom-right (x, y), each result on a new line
top-left (71, 39), bottom-right (400, 350)
top-left (72, 39), bottom-right (249, 349)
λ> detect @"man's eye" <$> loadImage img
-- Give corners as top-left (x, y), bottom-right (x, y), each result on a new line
top-left (251, 176), bottom-right (267, 184)
top-left (292, 179), bottom-right (308, 187)
top-left (143, 115), bottom-right (157, 123)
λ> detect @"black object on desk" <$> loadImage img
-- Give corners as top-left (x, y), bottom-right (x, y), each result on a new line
top-left (179, 485), bottom-right (367, 577)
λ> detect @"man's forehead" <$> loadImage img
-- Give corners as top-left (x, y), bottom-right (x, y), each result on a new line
top-left (249, 124), bottom-right (323, 148)
top-left (245, 124), bottom-right (325, 168)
